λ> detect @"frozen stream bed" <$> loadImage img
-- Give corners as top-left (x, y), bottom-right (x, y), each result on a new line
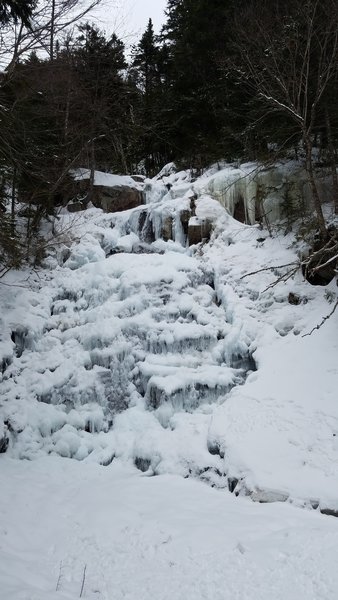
top-left (1, 164), bottom-right (338, 597)
top-left (0, 227), bottom-right (253, 482)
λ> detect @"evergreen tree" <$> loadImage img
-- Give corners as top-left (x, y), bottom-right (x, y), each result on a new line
top-left (71, 23), bottom-right (135, 178)
top-left (161, 0), bottom-right (238, 167)
top-left (0, 0), bottom-right (36, 271)
top-left (131, 19), bottom-right (169, 174)
top-left (0, 0), bottom-right (35, 26)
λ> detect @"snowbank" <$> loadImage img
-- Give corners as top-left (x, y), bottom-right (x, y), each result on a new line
top-left (1, 457), bottom-right (338, 600)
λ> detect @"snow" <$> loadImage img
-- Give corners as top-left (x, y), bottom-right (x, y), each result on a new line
top-left (71, 168), bottom-right (141, 189)
top-left (1, 161), bottom-right (338, 597)
top-left (202, 218), bottom-right (338, 507)
top-left (1, 456), bottom-right (338, 600)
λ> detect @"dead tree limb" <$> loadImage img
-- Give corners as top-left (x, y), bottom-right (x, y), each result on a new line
top-left (302, 298), bottom-right (338, 337)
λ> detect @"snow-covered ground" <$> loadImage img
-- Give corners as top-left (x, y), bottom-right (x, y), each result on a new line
top-left (1, 456), bottom-right (338, 600)
top-left (1, 163), bottom-right (338, 598)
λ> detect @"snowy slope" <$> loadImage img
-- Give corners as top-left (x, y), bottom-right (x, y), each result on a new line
top-left (1, 163), bottom-right (338, 515)
top-left (1, 162), bottom-right (338, 598)
top-left (204, 221), bottom-right (338, 508)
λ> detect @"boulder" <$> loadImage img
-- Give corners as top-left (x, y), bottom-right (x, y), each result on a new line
top-left (91, 185), bottom-right (144, 213)
top-left (130, 174), bottom-right (146, 183)
top-left (71, 169), bottom-right (145, 214)
top-left (67, 201), bottom-right (86, 213)
top-left (161, 215), bottom-right (173, 241)
top-left (0, 424), bottom-right (8, 454)
top-left (188, 217), bottom-right (213, 246)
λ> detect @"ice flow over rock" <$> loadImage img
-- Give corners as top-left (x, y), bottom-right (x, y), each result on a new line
top-left (3, 163), bottom-right (337, 512)
top-left (0, 171), bottom-right (256, 480)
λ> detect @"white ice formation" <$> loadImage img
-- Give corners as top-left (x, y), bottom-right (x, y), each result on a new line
top-left (1, 161), bottom-right (338, 513)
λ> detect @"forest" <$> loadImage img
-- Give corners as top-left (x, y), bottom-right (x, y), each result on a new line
top-left (1, 5), bottom-right (338, 596)
top-left (0, 0), bottom-right (337, 270)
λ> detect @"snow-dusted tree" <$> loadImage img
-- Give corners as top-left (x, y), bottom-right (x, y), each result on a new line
top-left (130, 18), bottom-right (168, 174)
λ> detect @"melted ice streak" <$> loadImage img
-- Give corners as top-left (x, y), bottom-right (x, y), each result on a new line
top-left (0, 175), bottom-right (255, 482)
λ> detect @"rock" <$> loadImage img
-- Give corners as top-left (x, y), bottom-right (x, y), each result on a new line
top-left (303, 231), bottom-right (338, 286)
top-left (207, 440), bottom-right (225, 458)
top-left (91, 185), bottom-right (144, 213)
top-left (288, 292), bottom-right (301, 305)
top-left (188, 217), bottom-right (213, 246)
top-left (0, 355), bottom-right (11, 374)
top-left (320, 507), bottom-right (338, 518)
top-left (0, 424), bottom-right (9, 454)
top-left (130, 174), bottom-right (146, 183)
top-left (67, 201), bottom-right (86, 213)
top-left (134, 457), bottom-right (151, 472)
top-left (161, 215), bottom-right (173, 241)
top-left (228, 477), bottom-right (239, 493)
top-left (180, 209), bottom-right (191, 236)
top-left (100, 454), bottom-right (115, 467)
top-left (233, 196), bottom-right (246, 223)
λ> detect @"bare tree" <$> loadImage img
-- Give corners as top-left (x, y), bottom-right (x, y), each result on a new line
top-left (1, 0), bottom-right (105, 72)
top-left (232, 0), bottom-right (338, 235)
top-left (0, 0), bottom-right (107, 270)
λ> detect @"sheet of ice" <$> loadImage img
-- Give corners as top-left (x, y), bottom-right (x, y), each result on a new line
top-left (0, 207), bottom-right (251, 476)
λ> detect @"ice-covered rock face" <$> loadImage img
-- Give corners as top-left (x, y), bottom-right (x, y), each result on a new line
top-left (2, 162), bottom-right (286, 477)
top-left (197, 162), bottom-right (333, 225)
top-left (2, 162), bottom-right (338, 513)
top-left (118, 160), bottom-right (333, 241)
top-left (0, 197), bottom-right (255, 470)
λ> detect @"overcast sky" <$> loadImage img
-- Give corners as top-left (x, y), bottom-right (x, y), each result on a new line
top-left (94, 0), bottom-right (167, 46)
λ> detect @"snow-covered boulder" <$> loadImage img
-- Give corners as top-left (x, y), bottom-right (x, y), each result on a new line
top-left (93, 184), bottom-right (144, 213)
top-left (72, 169), bottom-right (145, 213)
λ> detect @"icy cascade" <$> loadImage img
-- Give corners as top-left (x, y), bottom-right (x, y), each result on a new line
top-left (119, 170), bottom-right (226, 248)
top-left (3, 162), bottom-right (337, 511)
top-left (0, 204), bottom-right (255, 474)
top-left (195, 162), bottom-right (333, 225)
top-left (113, 161), bottom-right (334, 241)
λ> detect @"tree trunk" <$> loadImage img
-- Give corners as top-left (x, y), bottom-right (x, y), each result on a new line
top-left (304, 136), bottom-right (327, 238)
top-left (325, 107), bottom-right (338, 215)
top-left (89, 140), bottom-right (95, 203)
top-left (11, 166), bottom-right (16, 237)
top-left (50, 0), bottom-right (56, 62)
